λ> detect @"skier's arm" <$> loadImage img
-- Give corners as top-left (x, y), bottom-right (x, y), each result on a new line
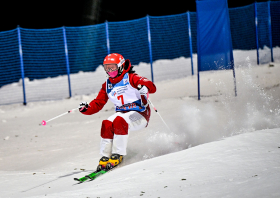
top-left (81, 82), bottom-right (108, 115)
top-left (130, 74), bottom-right (156, 94)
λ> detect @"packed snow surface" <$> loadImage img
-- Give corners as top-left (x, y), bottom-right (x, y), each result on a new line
top-left (0, 49), bottom-right (280, 197)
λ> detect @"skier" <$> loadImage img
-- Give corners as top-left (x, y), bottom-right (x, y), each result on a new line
top-left (79, 53), bottom-right (156, 171)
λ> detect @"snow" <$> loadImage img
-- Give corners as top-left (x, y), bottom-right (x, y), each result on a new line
top-left (0, 48), bottom-right (280, 197)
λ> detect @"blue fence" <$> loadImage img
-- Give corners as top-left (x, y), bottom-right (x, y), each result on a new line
top-left (0, 1), bottom-right (279, 105)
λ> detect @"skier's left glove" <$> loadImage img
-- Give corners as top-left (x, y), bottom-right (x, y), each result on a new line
top-left (79, 101), bottom-right (90, 112)
top-left (138, 85), bottom-right (149, 95)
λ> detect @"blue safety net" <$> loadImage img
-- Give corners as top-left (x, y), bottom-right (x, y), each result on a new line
top-left (257, 2), bottom-right (270, 49)
top-left (149, 13), bottom-right (190, 61)
top-left (0, 29), bottom-right (23, 104)
top-left (108, 18), bottom-right (150, 66)
top-left (20, 28), bottom-right (67, 80)
top-left (189, 12), bottom-right (198, 54)
top-left (271, 1), bottom-right (280, 47)
top-left (256, 2), bottom-right (274, 63)
top-left (0, 1), bottom-right (280, 105)
top-left (229, 4), bottom-right (256, 50)
top-left (196, 0), bottom-right (234, 72)
top-left (0, 29), bottom-right (21, 88)
top-left (66, 24), bottom-right (107, 73)
top-left (65, 24), bottom-right (108, 97)
top-left (20, 27), bottom-right (70, 102)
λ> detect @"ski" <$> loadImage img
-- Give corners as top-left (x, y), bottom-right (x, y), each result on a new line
top-left (73, 174), bottom-right (90, 183)
top-left (74, 170), bottom-right (101, 183)
top-left (74, 167), bottom-right (117, 183)
top-left (85, 170), bottom-right (107, 180)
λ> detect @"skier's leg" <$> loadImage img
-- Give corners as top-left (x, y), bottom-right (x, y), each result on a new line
top-left (111, 111), bottom-right (147, 156)
top-left (112, 116), bottom-right (129, 155)
top-left (99, 113), bottom-right (120, 157)
top-left (125, 111), bottom-right (148, 131)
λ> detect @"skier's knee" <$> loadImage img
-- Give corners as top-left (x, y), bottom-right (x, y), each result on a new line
top-left (113, 116), bottom-right (128, 135)
top-left (101, 120), bottom-right (114, 139)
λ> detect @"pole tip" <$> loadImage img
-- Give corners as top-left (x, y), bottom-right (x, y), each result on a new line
top-left (41, 120), bottom-right (47, 126)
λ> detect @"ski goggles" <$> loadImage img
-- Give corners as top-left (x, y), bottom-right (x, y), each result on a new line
top-left (104, 64), bottom-right (118, 73)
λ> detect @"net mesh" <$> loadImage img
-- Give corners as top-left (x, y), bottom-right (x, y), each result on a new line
top-left (0, 2), bottom-right (279, 105)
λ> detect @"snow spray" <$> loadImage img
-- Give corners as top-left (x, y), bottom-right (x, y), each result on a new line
top-left (179, 56), bottom-right (280, 146)
top-left (137, 84), bottom-right (173, 133)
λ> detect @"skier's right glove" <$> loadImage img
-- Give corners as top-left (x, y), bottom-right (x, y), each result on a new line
top-left (79, 101), bottom-right (90, 112)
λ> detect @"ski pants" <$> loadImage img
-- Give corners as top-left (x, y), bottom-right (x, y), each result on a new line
top-left (100, 111), bottom-right (147, 157)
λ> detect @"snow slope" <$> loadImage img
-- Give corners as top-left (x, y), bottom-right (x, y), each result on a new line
top-left (1, 130), bottom-right (280, 198)
top-left (0, 51), bottom-right (280, 197)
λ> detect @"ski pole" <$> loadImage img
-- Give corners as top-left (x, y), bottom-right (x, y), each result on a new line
top-left (138, 85), bottom-right (172, 133)
top-left (40, 107), bottom-right (79, 126)
top-left (147, 96), bottom-right (181, 145)
top-left (147, 94), bottom-right (173, 133)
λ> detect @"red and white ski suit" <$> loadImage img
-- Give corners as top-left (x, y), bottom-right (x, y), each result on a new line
top-left (81, 60), bottom-right (156, 157)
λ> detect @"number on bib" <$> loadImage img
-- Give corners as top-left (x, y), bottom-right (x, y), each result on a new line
top-left (117, 95), bottom-right (124, 105)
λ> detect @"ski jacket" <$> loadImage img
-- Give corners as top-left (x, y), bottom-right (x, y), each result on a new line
top-left (82, 59), bottom-right (156, 123)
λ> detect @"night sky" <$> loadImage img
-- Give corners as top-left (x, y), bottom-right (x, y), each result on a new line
top-left (1, 0), bottom-right (277, 32)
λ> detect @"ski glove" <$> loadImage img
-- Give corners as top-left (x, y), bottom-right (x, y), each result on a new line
top-left (79, 101), bottom-right (90, 112)
top-left (138, 85), bottom-right (149, 95)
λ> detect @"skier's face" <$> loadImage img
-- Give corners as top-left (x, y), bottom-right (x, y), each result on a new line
top-left (104, 64), bottom-right (118, 73)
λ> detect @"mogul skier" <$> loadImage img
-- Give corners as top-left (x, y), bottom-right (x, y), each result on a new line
top-left (79, 53), bottom-right (156, 171)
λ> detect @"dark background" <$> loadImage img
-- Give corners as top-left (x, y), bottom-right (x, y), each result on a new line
top-left (0, 0), bottom-right (277, 32)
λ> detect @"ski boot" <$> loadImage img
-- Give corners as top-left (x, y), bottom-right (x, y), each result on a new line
top-left (96, 156), bottom-right (110, 172)
top-left (106, 154), bottom-right (123, 170)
